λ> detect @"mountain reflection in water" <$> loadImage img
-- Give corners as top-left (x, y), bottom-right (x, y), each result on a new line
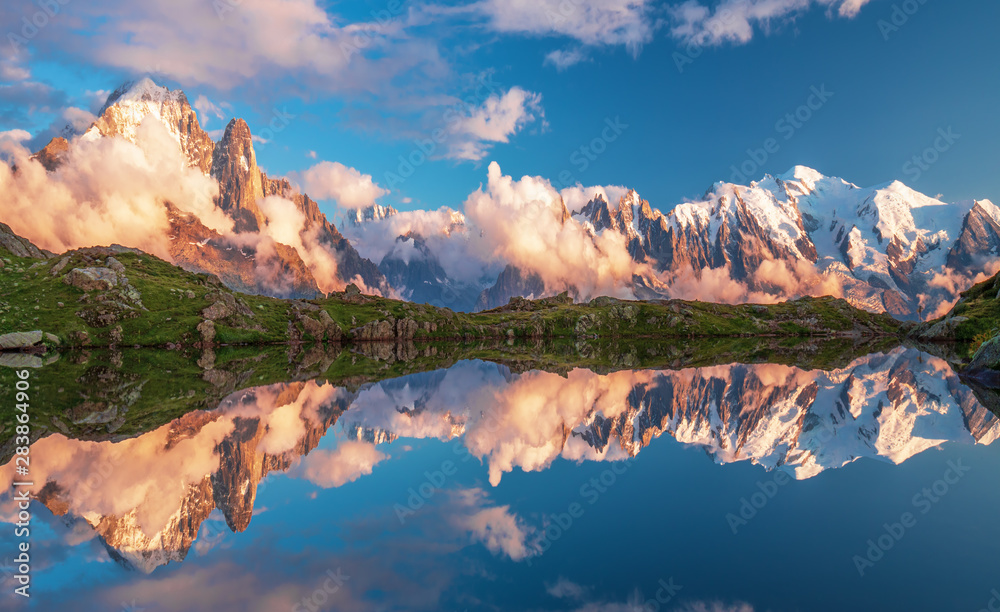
top-left (1, 345), bottom-right (999, 611)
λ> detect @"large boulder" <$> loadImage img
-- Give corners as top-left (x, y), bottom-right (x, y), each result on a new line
top-left (914, 316), bottom-right (969, 341)
top-left (197, 320), bottom-right (216, 345)
top-left (296, 309), bottom-right (341, 342)
top-left (354, 320), bottom-right (394, 341)
top-left (0, 331), bottom-right (43, 350)
top-left (64, 267), bottom-right (119, 292)
top-left (202, 292), bottom-right (254, 321)
top-left (968, 335), bottom-right (1000, 371)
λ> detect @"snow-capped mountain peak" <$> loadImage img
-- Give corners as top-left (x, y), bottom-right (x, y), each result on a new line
top-left (778, 165), bottom-right (827, 192)
top-left (97, 77), bottom-right (185, 115)
top-left (83, 77), bottom-right (215, 174)
top-left (351, 203), bottom-right (400, 225)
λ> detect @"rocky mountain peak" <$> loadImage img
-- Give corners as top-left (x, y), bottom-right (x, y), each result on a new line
top-left (214, 118), bottom-right (258, 174)
top-left (211, 118), bottom-right (266, 233)
top-left (98, 77), bottom-right (186, 115)
top-left (87, 77), bottom-right (215, 174)
top-left (578, 193), bottom-right (617, 232)
top-left (351, 203), bottom-right (399, 225)
top-left (30, 136), bottom-right (69, 171)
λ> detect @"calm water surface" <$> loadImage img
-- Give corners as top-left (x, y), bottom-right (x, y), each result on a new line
top-left (2, 345), bottom-right (1000, 611)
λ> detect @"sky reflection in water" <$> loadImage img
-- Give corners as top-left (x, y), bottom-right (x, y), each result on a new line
top-left (2, 346), bottom-right (1000, 612)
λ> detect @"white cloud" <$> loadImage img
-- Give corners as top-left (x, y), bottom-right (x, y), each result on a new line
top-left (669, 0), bottom-right (873, 46)
top-left (292, 441), bottom-right (387, 489)
top-left (0, 118), bottom-right (227, 261)
top-left (547, 578), bottom-right (588, 600)
top-left (448, 488), bottom-right (539, 561)
top-left (340, 206), bottom-right (496, 285)
top-left (544, 48), bottom-right (589, 70)
top-left (193, 94), bottom-right (230, 126)
top-left (0, 58), bottom-right (30, 82)
top-left (476, 0), bottom-right (657, 55)
top-left (835, 0), bottom-right (870, 17)
top-left (446, 87), bottom-right (544, 161)
top-left (0, 129), bottom-right (31, 143)
top-left (463, 162), bottom-right (648, 302)
top-left (288, 160), bottom-right (389, 209)
top-left (62, 107), bottom-right (97, 132)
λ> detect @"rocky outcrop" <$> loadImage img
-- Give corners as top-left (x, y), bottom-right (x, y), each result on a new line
top-left (0, 222), bottom-right (48, 259)
top-left (211, 119), bottom-right (267, 233)
top-left (202, 291), bottom-right (254, 321)
top-left (167, 204), bottom-right (321, 299)
top-left (292, 306), bottom-right (342, 342)
top-left (967, 336), bottom-right (1000, 373)
top-left (351, 317), bottom-right (419, 341)
top-left (64, 267), bottom-right (120, 292)
top-left (31, 136), bottom-right (70, 171)
top-left (912, 316), bottom-right (970, 341)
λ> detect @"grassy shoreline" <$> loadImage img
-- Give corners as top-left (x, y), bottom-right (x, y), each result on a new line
top-left (1, 246), bottom-right (905, 352)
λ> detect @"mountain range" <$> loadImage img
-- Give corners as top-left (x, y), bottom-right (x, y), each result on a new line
top-left (15, 78), bottom-right (1000, 320)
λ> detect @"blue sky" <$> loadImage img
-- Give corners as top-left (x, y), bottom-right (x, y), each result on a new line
top-left (2, 0), bottom-right (998, 216)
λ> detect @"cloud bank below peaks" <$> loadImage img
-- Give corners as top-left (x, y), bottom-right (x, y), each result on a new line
top-left (0, 118), bottom-right (227, 261)
top-left (464, 162), bottom-right (650, 302)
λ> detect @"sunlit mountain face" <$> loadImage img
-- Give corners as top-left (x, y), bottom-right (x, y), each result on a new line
top-left (8, 77), bottom-right (1000, 320)
top-left (3, 347), bottom-right (1000, 611)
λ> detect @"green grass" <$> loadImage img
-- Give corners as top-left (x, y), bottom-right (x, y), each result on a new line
top-left (1, 243), bottom-right (905, 352)
top-left (938, 274), bottom-right (1000, 341)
